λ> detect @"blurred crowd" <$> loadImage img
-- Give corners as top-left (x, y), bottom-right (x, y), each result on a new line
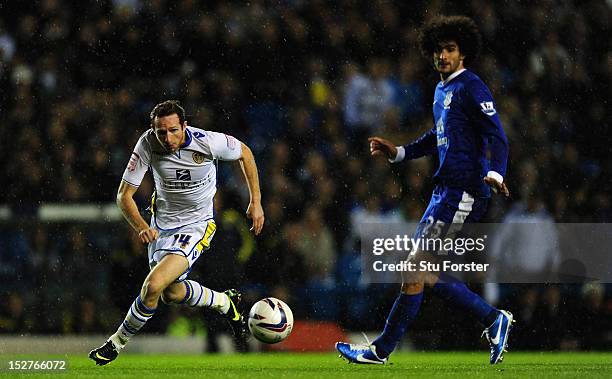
top-left (1, 0), bottom-right (611, 350)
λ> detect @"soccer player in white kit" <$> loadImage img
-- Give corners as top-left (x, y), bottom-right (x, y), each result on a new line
top-left (90, 100), bottom-right (264, 365)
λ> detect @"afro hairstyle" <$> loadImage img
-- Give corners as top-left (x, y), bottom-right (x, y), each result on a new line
top-left (418, 15), bottom-right (482, 67)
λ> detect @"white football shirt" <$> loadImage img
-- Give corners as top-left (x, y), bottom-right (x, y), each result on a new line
top-left (122, 126), bottom-right (242, 230)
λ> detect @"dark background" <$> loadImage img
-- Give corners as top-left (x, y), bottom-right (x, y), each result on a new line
top-left (0, 0), bottom-right (610, 350)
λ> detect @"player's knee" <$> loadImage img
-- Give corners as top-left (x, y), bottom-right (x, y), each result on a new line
top-left (142, 277), bottom-right (165, 300)
top-left (401, 282), bottom-right (424, 294)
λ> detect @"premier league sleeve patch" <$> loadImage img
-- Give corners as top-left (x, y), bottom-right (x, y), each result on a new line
top-left (479, 101), bottom-right (497, 116)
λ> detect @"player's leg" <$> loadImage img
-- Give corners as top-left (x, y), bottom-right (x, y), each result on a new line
top-left (424, 193), bottom-right (513, 364)
top-left (89, 254), bottom-right (187, 365)
top-left (141, 253), bottom-right (189, 307)
top-left (424, 193), bottom-right (499, 325)
top-left (430, 272), bottom-right (499, 328)
top-left (154, 220), bottom-right (229, 311)
top-left (336, 225), bottom-right (438, 363)
top-left (365, 194), bottom-right (453, 361)
top-left (368, 274), bottom-right (426, 360)
top-left (336, 190), bottom-right (448, 364)
top-left (156, 220), bottom-right (247, 339)
top-left (161, 280), bottom-right (247, 338)
top-left (431, 272), bottom-right (513, 363)
top-left (161, 280), bottom-right (229, 312)
top-left (336, 269), bottom-right (427, 364)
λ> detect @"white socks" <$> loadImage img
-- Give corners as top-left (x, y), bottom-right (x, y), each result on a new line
top-left (182, 280), bottom-right (230, 314)
top-left (110, 295), bottom-right (156, 350)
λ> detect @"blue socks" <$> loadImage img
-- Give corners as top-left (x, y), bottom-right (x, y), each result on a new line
top-left (373, 292), bottom-right (423, 358)
top-left (432, 273), bottom-right (499, 326)
top-left (373, 275), bottom-right (498, 359)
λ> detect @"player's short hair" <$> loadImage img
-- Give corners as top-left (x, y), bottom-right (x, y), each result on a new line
top-left (150, 100), bottom-right (186, 127)
top-left (418, 15), bottom-right (482, 67)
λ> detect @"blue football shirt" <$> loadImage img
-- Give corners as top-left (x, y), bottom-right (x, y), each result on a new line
top-left (401, 69), bottom-right (508, 197)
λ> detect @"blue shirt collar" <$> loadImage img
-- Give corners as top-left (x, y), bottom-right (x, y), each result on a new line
top-left (442, 68), bottom-right (467, 86)
top-left (181, 128), bottom-right (193, 148)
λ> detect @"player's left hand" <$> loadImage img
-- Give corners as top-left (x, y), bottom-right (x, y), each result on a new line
top-left (483, 176), bottom-right (510, 197)
top-left (246, 202), bottom-right (265, 235)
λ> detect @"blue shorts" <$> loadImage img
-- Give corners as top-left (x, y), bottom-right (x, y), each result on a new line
top-left (415, 185), bottom-right (488, 239)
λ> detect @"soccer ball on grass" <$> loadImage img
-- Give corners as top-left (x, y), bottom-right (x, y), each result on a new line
top-left (247, 297), bottom-right (293, 344)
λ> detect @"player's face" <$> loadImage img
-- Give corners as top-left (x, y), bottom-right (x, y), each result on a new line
top-left (433, 41), bottom-right (465, 78)
top-left (153, 114), bottom-right (186, 152)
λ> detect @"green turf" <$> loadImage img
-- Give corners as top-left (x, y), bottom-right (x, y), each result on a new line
top-left (1, 352), bottom-right (610, 378)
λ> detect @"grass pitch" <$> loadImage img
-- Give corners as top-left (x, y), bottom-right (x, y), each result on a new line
top-left (1, 352), bottom-right (610, 378)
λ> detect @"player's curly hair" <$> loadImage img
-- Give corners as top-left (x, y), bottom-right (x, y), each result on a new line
top-left (150, 100), bottom-right (186, 126)
top-left (418, 15), bottom-right (482, 67)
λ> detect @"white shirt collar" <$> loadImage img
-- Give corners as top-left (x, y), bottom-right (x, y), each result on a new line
top-left (442, 68), bottom-right (466, 85)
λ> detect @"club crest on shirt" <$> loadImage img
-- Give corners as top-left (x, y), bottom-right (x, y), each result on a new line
top-left (192, 152), bottom-right (205, 164)
top-left (443, 91), bottom-right (453, 109)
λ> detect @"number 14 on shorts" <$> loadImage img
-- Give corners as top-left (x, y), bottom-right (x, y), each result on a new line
top-left (172, 233), bottom-right (192, 249)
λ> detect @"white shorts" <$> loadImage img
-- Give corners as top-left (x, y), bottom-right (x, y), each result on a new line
top-left (147, 219), bottom-right (217, 282)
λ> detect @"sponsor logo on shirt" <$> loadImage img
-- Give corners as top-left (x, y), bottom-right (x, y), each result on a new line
top-left (436, 117), bottom-right (448, 147)
top-left (176, 169), bottom-right (192, 181)
top-left (127, 152), bottom-right (139, 171)
top-left (160, 177), bottom-right (212, 190)
top-left (480, 101), bottom-right (497, 116)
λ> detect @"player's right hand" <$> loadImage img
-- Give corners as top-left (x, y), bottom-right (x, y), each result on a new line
top-left (368, 136), bottom-right (397, 160)
top-left (138, 227), bottom-right (159, 244)
top-left (246, 201), bottom-right (265, 236)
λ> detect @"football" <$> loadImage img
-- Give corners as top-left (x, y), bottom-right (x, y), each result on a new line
top-left (247, 297), bottom-right (294, 344)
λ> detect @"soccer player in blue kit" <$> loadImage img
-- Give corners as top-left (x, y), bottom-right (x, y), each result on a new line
top-left (336, 15), bottom-right (513, 365)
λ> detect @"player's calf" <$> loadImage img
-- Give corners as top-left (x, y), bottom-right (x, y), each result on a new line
top-left (161, 282), bottom-right (187, 304)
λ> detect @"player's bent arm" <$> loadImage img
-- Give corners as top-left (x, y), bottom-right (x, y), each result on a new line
top-left (238, 143), bottom-right (264, 235)
top-left (376, 127), bottom-right (438, 163)
top-left (399, 127), bottom-right (438, 162)
top-left (116, 180), bottom-right (158, 243)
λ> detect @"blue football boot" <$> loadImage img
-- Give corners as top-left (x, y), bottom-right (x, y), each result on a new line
top-left (482, 310), bottom-right (515, 364)
top-left (335, 341), bottom-right (387, 364)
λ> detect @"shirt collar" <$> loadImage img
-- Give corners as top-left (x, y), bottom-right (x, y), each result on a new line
top-left (442, 68), bottom-right (466, 85)
top-left (181, 128), bottom-right (193, 148)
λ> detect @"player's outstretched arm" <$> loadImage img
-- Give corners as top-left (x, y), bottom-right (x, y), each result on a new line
top-left (238, 143), bottom-right (264, 235)
top-left (370, 128), bottom-right (437, 163)
top-left (116, 180), bottom-right (159, 243)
